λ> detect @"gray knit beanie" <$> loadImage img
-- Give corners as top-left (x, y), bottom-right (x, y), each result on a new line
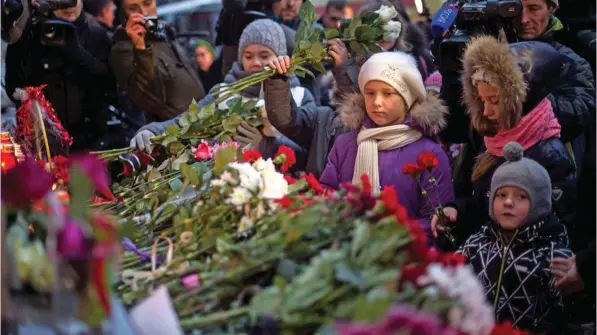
top-left (489, 142), bottom-right (552, 224)
top-left (238, 19), bottom-right (287, 61)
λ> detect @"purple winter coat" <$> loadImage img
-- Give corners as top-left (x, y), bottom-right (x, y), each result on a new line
top-left (319, 93), bottom-right (455, 237)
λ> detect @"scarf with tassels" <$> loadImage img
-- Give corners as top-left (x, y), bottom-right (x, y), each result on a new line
top-left (353, 125), bottom-right (423, 193)
top-left (484, 98), bottom-right (561, 156)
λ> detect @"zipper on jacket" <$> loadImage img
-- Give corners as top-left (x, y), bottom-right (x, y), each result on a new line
top-left (493, 230), bottom-right (519, 313)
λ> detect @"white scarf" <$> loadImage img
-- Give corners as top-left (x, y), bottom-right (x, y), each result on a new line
top-left (353, 125), bottom-right (423, 193)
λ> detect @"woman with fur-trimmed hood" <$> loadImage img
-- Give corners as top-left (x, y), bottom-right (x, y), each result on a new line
top-left (316, 52), bottom-right (454, 238)
top-left (431, 36), bottom-right (577, 244)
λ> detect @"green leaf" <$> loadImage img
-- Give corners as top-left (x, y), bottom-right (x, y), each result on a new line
top-left (242, 99), bottom-right (258, 112)
top-left (351, 294), bottom-right (394, 322)
top-left (347, 16), bottom-right (362, 39)
top-left (160, 135), bottom-right (178, 148)
top-left (294, 65), bottom-right (315, 79)
top-left (349, 40), bottom-right (368, 57)
top-left (165, 125), bottom-right (179, 136)
top-left (294, 24), bottom-right (309, 45)
top-left (323, 28), bottom-right (340, 40)
top-left (178, 114), bottom-right (190, 129)
top-left (172, 152), bottom-right (190, 170)
top-left (312, 62), bottom-right (327, 75)
top-left (288, 178), bottom-right (308, 194)
top-left (351, 221), bottom-right (371, 260)
top-left (366, 42), bottom-right (383, 53)
top-left (250, 287), bottom-right (283, 321)
top-left (148, 195), bottom-right (160, 210)
top-left (221, 115), bottom-right (243, 133)
top-left (189, 162), bottom-right (208, 176)
top-left (180, 163), bottom-right (200, 186)
top-left (277, 259), bottom-right (302, 281)
top-left (167, 141), bottom-right (185, 155)
top-left (298, 0), bottom-right (316, 23)
top-left (69, 165), bottom-right (93, 221)
top-left (213, 146), bottom-right (236, 175)
top-left (117, 220), bottom-right (138, 239)
top-left (335, 262), bottom-right (365, 289)
top-left (298, 40), bottom-right (312, 51)
top-left (273, 275), bottom-right (289, 290)
top-left (355, 26), bottom-right (377, 43)
top-left (147, 169), bottom-right (161, 182)
top-left (311, 42), bottom-right (325, 58)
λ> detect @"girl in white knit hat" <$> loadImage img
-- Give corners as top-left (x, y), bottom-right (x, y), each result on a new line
top-left (270, 52), bottom-right (454, 240)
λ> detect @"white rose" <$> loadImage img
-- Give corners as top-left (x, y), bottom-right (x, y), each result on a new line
top-left (228, 163), bottom-right (262, 192)
top-left (227, 187), bottom-right (252, 206)
top-left (382, 31), bottom-right (400, 43)
top-left (220, 171), bottom-right (237, 185)
top-left (383, 20), bottom-right (402, 35)
top-left (375, 5), bottom-right (398, 23)
top-left (260, 170), bottom-right (288, 200)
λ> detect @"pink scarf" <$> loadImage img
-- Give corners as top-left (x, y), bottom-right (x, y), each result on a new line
top-left (485, 98), bottom-right (561, 156)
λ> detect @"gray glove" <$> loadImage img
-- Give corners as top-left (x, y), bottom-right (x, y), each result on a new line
top-left (233, 122), bottom-right (263, 147)
top-left (130, 129), bottom-right (155, 152)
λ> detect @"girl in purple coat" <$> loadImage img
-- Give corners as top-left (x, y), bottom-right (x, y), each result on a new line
top-left (319, 51), bottom-right (454, 238)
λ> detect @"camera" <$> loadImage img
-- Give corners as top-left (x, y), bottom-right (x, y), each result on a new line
top-left (437, 0), bottom-right (522, 73)
top-left (143, 16), bottom-right (159, 33)
top-left (1, 0), bottom-right (77, 44)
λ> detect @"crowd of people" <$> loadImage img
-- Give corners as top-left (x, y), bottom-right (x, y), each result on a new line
top-left (1, 0), bottom-right (595, 333)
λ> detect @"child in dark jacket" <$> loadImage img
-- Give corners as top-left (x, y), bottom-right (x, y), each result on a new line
top-left (458, 141), bottom-right (573, 332)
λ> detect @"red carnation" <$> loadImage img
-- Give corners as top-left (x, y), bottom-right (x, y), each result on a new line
top-left (491, 322), bottom-right (530, 335)
top-left (242, 149), bottom-right (262, 163)
top-left (401, 264), bottom-right (427, 285)
top-left (1, 159), bottom-right (53, 208)
top-left (274, 145), bottom-right (297, 173)
top-left (302, 173), bottom-right (324, 194)
top-left (274, 196), bottom-right (294, 209)
top-left (402, 162), bottom-right (424, 176)
top-left (380, 186), bottom-right (399, 213)
top-left (360, 173), bottom-right (372, 193)
top-left (123, 164), bottom-right (134, 177)
top-left (284, 175), bottom-right (298, 184)
top-left (417, 152), bottom-right (439, 171)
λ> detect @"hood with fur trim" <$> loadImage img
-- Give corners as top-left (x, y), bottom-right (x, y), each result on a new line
top-left (462, 35), bottom-right (566, 134)
top-left (336, 92), bottom-right (448, 137)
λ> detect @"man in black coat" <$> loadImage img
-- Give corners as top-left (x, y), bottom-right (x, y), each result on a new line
top-left (5, 0), bottom-right (113, 152)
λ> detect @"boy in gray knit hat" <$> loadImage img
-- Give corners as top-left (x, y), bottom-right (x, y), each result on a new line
top-left (458, 141), bottom-right (572, 332)
top-left (238, 19), bottom-right (287, 61)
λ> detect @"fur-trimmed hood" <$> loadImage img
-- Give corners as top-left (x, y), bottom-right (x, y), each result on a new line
top-left (462, 35), bottom-right (567, 134)
top-left (336, 92), bottom-right (448, 137)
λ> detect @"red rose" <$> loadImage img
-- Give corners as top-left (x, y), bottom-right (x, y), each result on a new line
top-left (402, 162), bottom-right (424, 176)
top-left (242, 149), bottom-right (262, 163)
top-left (491, 322), bottom-right (530, 335)
top-left (123, 164), bottom-right (134, 177)
top-left (193, 141), bottom-right (213, 161)
top-left (416, 152), bottom-right (439, 170)
top-left (274, 145), bottom-right (297, 173)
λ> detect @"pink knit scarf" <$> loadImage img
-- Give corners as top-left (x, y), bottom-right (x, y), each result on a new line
top-left (485, 98), bottom-right (561, 156)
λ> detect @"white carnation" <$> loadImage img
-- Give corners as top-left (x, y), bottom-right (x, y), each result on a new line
top-left (228, 163), bottom-right (262, 192)
top-left (375, 5), bottom-right (398, 23)
top-left (237, 215), bottom-right (255, 234)
top-left (260, 170), bottom-right (288, 200)
top-left (227, 187), bottom-right (252, 206)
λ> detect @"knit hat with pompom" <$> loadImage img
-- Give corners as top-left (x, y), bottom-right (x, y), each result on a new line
top-left (489, 141), bottom-right (552, 224)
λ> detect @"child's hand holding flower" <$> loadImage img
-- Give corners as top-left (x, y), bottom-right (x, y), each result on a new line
top-left (268, 56), bottom-right (292, 75)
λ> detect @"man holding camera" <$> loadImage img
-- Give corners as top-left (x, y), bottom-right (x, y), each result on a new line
top-left (4, 0), bottom-right (113, 152)
top-left (109, 0), bottom-right (205, 123)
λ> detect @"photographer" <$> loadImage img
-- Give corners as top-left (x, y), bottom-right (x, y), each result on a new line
top-left (109, 0), bottom-right (205, 123)
top-left (4, 0), bottom-right (114, 152)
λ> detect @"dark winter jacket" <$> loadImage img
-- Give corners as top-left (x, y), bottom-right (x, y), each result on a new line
top-left (263, 75), bottom-right (346, 178)
top-left (109, 22), bottom-right (205, 123)
top-left (458, 213), bottom-right (573, 332)
top-left (5, 13), bottom-right (113, 151)
top-left (450, 37), bottom-right (577, 244)
top-left (319, 92), bottom-right (454, 236)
